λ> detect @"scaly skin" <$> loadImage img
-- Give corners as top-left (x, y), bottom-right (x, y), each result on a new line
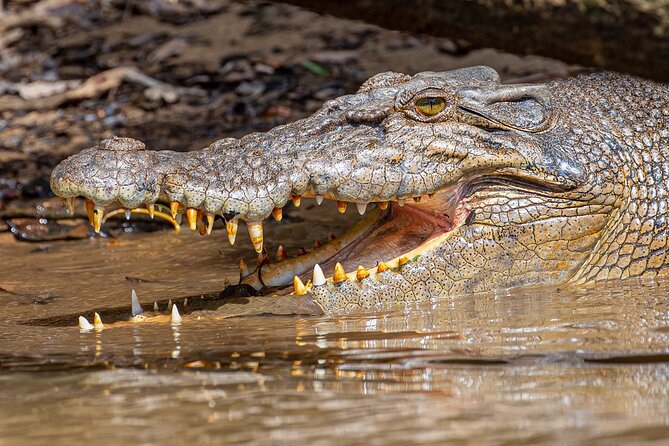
top-left (50, 66), bottom-right (669, 313)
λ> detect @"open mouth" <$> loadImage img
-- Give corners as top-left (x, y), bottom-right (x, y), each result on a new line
top-left (236, 185), bottom-right (473, 294)
top-left (67, 184), bottom-right (472, 295)
top-left (62, 165), bottom-right (576, 297)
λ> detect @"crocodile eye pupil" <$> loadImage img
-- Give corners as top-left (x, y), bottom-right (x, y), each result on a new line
top-left (415, 97), bottom-right (446, 116)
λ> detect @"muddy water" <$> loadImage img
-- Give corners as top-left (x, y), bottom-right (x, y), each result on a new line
top-left (1, 203), bottom-right (669, 445)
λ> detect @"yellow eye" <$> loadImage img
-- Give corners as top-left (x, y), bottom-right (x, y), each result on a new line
top-left (415, 97), bottom-right (446, 116)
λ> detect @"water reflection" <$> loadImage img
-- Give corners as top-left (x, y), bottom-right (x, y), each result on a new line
top-left (171, 324), bottom-right (181, 359)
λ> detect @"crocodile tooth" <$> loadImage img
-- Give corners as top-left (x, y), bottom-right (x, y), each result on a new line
top-left (168, 299), bottom-right (173, 310)
top-left (272, 207), bottom-right (283, 221)
top-left (125, 209), bottom-right (132, 220)
top-left (398, 256), bottom-right (409, 266)
top-left (131, 289), bottom-right (143, 316)
top-left (378, 202), bottom-right (388, 210)
top-left (257, 249), bottom-right (269, 265)
top-left (356, 202), bottom-right (367, 215)
top-left (206, 213), bottom-right (215, 235)
top-left (297, 247), bottom-right (307, 256)
top-left (175, 213), bottom-right (182, 225)
top-left (226, 218), bottom-right (238, 245)
top-left (153, 301), bottom-right (159, 311)
top-left (78, 315), bottom-right (94, 331)
top-left (186, 208), bottom-right (198, 231)
top-left (312, 264), bottom-right (326, 286)
top-left (239, 259), bottom-right (250, 278)
top-left (333, 262), bottom-right (346, 282)
top-left (337, 201), bottom-right (348, 213)
top-left (93, 207), bottom-right (104, 233)
top-left (65, 197), bottom-right (75, 215)
top-left (85, 199), bottom-right (95, 225)
top-left (170, 304), bottom-right (182, 325)
top-left (314, 240), bottom-right (322, 248)
top-left (377, 261), bottom-right (389, 273)
top-left (147, 204), bottom-right (155, 219)
top-left (183, 297), bottom-right (188, 307)
top-left (93, 312), bottom-right (104, 330)
top-left (397, 198), bottom-right (405, 206)
top-left (197, 213), bottom-right (207, 236)
top-left (247, 222), bottom-right (264, 253)
top-left (276, 245), bottom-right (288, 262)
top-left (328, 233), bottom-right (337, 241)
top-left (292, 195), bottom-right (301, 207)
top-left (316, 195), bottom-right (323, 205)
top-left (293, 276), bottom-right (307, 295)
top-left (356, 265), bottom-right (369, 280)
top-left (413, 196), bottom-right (421, 203)
top-left (170, 201), bottom-right (180, 219)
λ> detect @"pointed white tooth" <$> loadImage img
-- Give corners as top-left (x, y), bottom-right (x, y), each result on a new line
top-left (312, 264), bottom-right (326, 286)
top-left (398, 198), bottom-right (405, 206)
top-left (293, 276), bottom-right (307, 295)
top-left (170, 201), bottom-right (180, 219)
top-left (65, 197), bottom-right (75, 215)
top-left (316, 195), bottom-right (323, 205)
top-left (78, 316), bottom-right (94, 331)
top-left (206, 214), bottom-right (214, 235)
top-left (183, 297), bottom-right (188, 307)
top-left (168, 299), bottom-right (173, 311)
top-left (93, 206), bottom-right (104, 233)
top-left (186, 208), bottom-right (197, 231)
top-left (356, 202), bottom-right (367, 215)
top-left (333, 262), bottom-right (346, 282)
top-left (226, 218), bottom-right (238, 245)
top-left (93, 312), bottom-right (104, 330)
top-left (125, 209), bottom-right (132, 220)
top-left (85, 199), bottom-right (95, 224)
top-left (153, 301), bottom-right (159, 311)
top-left (247, 221), bottom-right (264, 253)
top-left (240, 259), bottom-right (251, 278)
top-left (276, 245), bottom-right (288, 262)
top-left (171, 304), bottom-right (182, 325)
top-left (131, 289), bottom-right (143, 316)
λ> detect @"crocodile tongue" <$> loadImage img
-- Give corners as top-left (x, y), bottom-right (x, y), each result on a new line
top-left (242, 184), bottom-right (469, 292)
top-left (241, 208), bottom-right (385, 290)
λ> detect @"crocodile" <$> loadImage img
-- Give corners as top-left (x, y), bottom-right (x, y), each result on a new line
top-left (50, 66), bottom-right (669, 314)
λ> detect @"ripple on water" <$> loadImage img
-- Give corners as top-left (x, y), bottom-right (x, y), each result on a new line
top-left (1, 217), bottom-right (669, 444)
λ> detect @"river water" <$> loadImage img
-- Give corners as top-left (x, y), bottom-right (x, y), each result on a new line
top-left (1, 202), bottom-right (668, 445)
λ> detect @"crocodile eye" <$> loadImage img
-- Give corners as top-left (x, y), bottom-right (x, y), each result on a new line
top-left (415, 97), bottom-right (446, 116)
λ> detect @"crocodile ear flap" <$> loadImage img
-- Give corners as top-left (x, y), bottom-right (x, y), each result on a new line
top-left (458, 84), bottom-right (553, 132)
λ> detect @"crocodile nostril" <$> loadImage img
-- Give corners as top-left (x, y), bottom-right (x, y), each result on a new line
top-left (99, 136), bottom-right (146, 152)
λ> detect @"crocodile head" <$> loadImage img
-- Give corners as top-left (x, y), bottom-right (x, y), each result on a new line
top-left (51, 66), bottom-right (636, 312)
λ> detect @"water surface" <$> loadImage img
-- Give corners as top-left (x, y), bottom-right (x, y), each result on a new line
top-left (1, 204), bottom-right (668, 445)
